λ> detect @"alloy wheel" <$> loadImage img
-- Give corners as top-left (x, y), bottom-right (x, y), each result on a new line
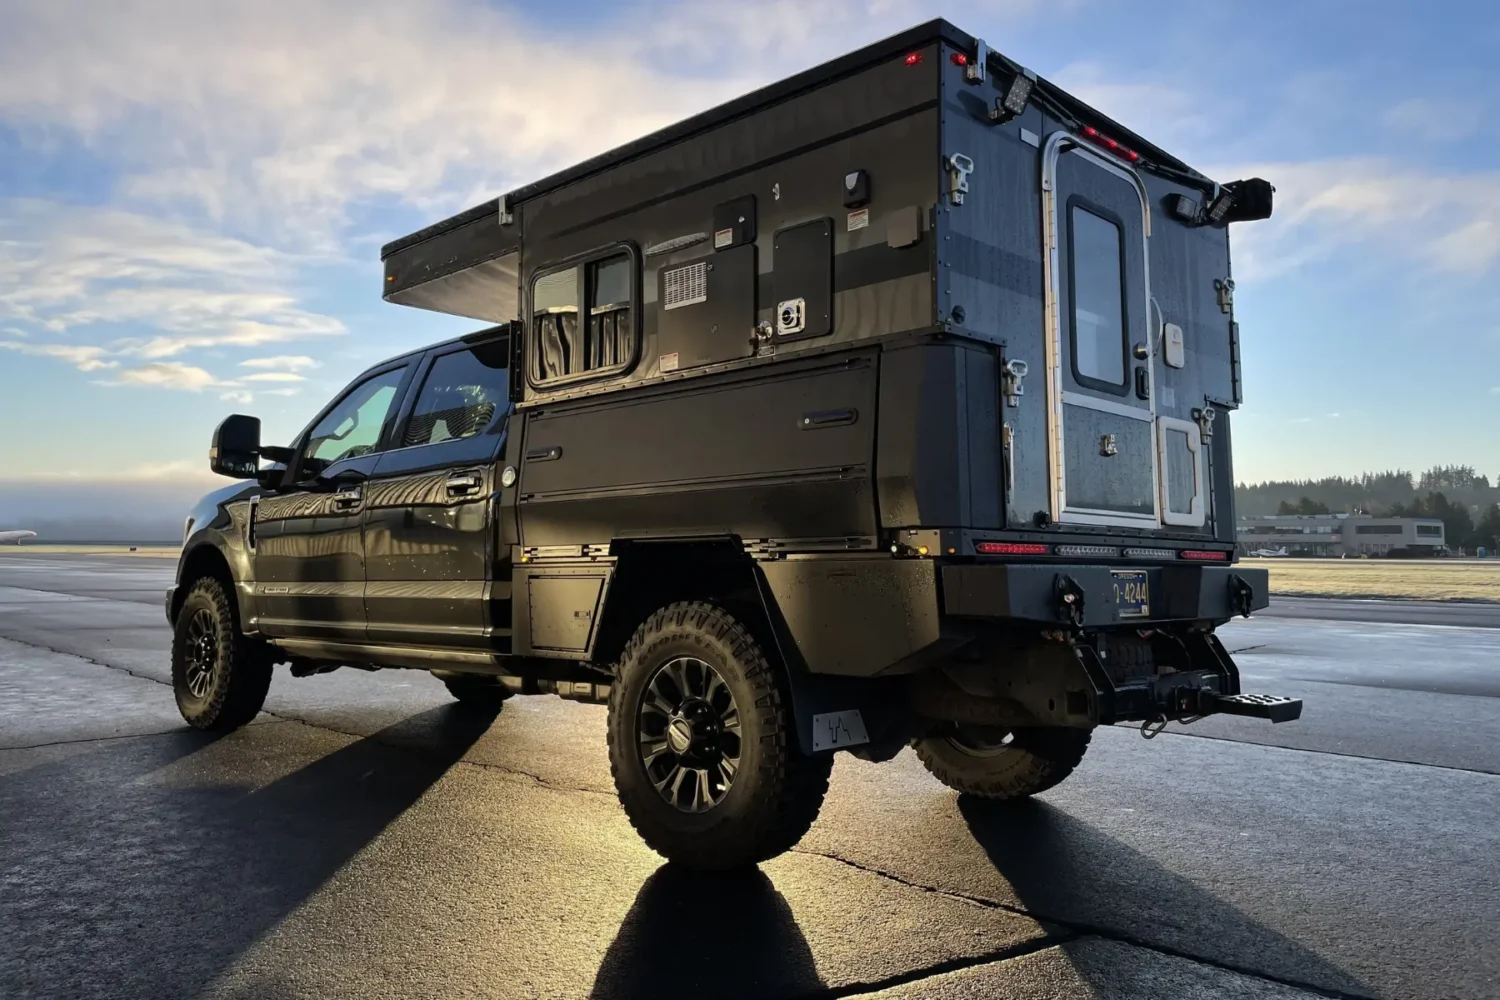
top-left (637, 656), bottom-right (741, 813)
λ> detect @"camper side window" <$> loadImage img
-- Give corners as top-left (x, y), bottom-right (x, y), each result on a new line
top-left (531, 250), bottom-right (637, 384)
top-left (1068, 205), bottom-right (1128, 391)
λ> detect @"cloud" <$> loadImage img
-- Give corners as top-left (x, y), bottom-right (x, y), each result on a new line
top-left (1382, 98), bottom-right (1481, 143)
top-left (262, 387), bottom-right (301, 397)
top-left (220, 390), bottom-right (254, 404)
top-left (1216, 158), bottom-right (1500, 282)
top-left (241, 371), bottom-right (305, 383)
top-left (0, 339), bottom-right (117, 371)
top-left (241, 355), bottom-right (318, 370)
top-left (107, 361), bottom-right (219, 391)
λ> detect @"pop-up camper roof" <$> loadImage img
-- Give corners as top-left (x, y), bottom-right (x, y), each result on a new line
top-left (379, 18), bottom-right (1214, 325)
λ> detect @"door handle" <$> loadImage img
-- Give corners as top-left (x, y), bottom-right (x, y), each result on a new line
top-left (446, 473), bottom-right (482, 497)
top-left (332, 488), bottom-right (362, 510)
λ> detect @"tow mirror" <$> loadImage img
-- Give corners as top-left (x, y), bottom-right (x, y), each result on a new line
top-left (210, 414), bottom-right (262, 479)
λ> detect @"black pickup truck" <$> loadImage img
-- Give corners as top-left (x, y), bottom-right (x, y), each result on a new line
top-left (167, 19), bottom-right (1299, 870)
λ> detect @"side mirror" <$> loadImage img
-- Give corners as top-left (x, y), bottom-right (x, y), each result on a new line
top-left (210, 414), bottom-right (261, 479)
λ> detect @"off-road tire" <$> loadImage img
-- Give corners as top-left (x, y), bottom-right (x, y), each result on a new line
top-left (171, 576), bottom-right (273, 731)
top-left (442, 675), bottom-right (510, 712)
top-left (915, 726), bottom-right (1092, 799)
top-left (607, 601), bottom-right (833, 870)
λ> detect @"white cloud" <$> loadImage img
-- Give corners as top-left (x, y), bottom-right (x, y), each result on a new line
top-left (263, 387), bottom-right (301, 397)
top-left (1215, 158), bottom-right (1500, 283)
top-left (107, 361), bottom-right (220, 391)
top-left (220, 390), bottom-right (254, 404)
top-left (0, 339), bottom-right (117, 371)
top-left (241, 371), bottom-right (305, 383)
top-left (1382, 98), bottom-right (1481, 143)
top-left (242, 355), bottom-right (318, 370)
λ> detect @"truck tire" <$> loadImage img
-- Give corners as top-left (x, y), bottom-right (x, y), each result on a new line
top-left (442, 675), bottom-right (510, 712)
top-left (171, 576), bottom-right (272, 731)
top-left (915, 725), bottom-right (1091, 800)
top-left (606, 601), bottom-right (832, 870)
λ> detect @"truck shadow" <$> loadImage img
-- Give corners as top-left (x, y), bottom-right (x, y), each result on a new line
top-left (0, 704), bottom-right (494, 1000)
top-left (590, 864), bottom-right (824, 1000)
top-left (957, 797), bottom-right (1373, 998)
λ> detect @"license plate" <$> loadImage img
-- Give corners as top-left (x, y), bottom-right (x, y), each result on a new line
top-left (1112, 570), bottom-right (1150, 618)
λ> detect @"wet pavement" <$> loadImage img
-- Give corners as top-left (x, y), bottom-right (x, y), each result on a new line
top-left (1, 552), bottom-right (1496, 999)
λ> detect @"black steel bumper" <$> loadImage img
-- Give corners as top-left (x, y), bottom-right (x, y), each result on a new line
top-left (941, 563), bottom-right (1269, 627)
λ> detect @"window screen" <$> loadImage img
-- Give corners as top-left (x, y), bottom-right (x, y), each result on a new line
top-left (532, 251), bottom-right (635, 382)
top-left (1070, 206), bottom-right (1127, 388)
top-left (404, 341), bottom-right (511, 447)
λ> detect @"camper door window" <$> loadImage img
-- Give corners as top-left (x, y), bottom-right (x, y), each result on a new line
top-left (1068, 204), bottom-right (1128, 392)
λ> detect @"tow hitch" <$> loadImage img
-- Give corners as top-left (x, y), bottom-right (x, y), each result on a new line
top-left (1073, 633), bottom-right (1303, 731)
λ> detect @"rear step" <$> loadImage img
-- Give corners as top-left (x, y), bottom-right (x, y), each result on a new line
top-left (1201, 692), bottom-right (1303, 724)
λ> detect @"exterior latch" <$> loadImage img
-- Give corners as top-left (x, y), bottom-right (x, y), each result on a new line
top-left (1214, 277), bottom-right (1234, 315)
top-left (1002, 358), bottom-right (1028, 406)
top-left (946, 153), bottom-right (975, 205)
top-left (1192, 405), bottom-right (1217, 445)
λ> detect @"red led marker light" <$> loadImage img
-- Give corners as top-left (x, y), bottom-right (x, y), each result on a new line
top-left (1079, 125), bottom-right (1141, 163)
top-left (904, 51), bottom-right (924, 66)
top-left (976, 541), bottom-right (1050, 556)
top-left (1180, 550), bottom-right (1229, 561)
top-left (951, 52), bottom-right (969, 66)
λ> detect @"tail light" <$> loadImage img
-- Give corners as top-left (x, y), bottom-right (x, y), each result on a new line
top-left (1180, 549), bottom-right (1230, 561)
top-left (976, 541), bottom-right (1050, 556)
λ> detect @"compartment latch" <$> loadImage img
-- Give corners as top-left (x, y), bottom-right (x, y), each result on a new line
top-left (1002, 358), bottom-right (1028, 407)
top-left (1214, 277), bottom-right (1235, 314)
top-left (946, 153), bottom-right (975, 205)
top-left (1192, 405), bottom-right (1217, 445)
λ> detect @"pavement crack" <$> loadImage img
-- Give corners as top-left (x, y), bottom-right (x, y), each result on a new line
top-left (1228, 643), bottom-right (1269, 653)
top-left (793, 848), bottom-right (1378, 1000)
top-left (792, 935), bottom-right (1071, 1000)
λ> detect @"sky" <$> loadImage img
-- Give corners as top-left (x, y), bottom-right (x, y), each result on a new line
top-left (1, 0), bottom-right (1498, 509)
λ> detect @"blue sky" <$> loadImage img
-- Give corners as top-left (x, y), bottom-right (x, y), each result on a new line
top-left (1, 0), bottom-right (1498, 493)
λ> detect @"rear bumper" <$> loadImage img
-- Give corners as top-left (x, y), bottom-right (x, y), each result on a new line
top-left (942, 563), bottom-right (1268, 627)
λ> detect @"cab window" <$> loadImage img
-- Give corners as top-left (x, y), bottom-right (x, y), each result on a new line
top-left (404, 341), bottom-right (511, 447)
top-left (302, 366), bottom-right (407, 471)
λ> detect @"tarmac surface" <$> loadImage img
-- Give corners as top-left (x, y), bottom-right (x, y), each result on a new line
top-left (0, 551), bottom-right (1496, 999)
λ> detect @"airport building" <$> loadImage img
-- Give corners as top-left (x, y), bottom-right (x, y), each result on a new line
top-left (1236, 513), bottom-right (1446, 557)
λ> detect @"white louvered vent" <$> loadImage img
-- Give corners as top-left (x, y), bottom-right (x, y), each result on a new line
top-left (662, 261), bottom-right (708, 310)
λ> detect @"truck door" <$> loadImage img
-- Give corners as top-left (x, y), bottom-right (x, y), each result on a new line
top-left (253, 361), bottom-right (413, 639)
top-left (1042, 134), bottom-right (1158, 529)
top-left (362, 337), bottom-right (512, 650)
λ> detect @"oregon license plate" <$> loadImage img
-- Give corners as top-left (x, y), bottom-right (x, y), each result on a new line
top-left (1112, 570), bottom-right (1151, 618)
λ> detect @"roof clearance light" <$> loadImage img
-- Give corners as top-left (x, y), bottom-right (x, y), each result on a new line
top-left (1079, 125), bottom-right (1141, 163)
top-left (951, 52), bottom-right (969, 66)
top-left (976, 541), bottom-right (1050, 556)
top-left (1180, 549), bottom-right (1230, 561)
top-left (904, 51), bottom-right (924, 66)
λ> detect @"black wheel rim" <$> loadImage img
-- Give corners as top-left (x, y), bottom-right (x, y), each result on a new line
top-left (947, 725), bottom-right (1015, 758)
top-left (183, 608), bottom-right (218, 700)
top-left (637, 656), bottom-right (741, 814)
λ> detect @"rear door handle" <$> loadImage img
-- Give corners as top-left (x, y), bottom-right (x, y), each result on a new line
top-left (446, 472), bottom-right (482, 497)
top-left (332, 488), bottom-right (362, 510)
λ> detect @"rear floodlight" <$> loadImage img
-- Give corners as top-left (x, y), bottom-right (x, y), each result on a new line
top-left (989, 69), bottom-right (1036, 124)
top-left (1205, 178), bottom-right (1275, 226)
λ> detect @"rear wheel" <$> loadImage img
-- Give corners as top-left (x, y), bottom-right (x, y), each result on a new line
top-left (607, 601), bottom-right (832, 870)
top-left (442, 675), bottom-right (510, 712)
top-left (915, 724), bottom-right (1092, 799)
top-left (172, 577), bottom-right (272, 731)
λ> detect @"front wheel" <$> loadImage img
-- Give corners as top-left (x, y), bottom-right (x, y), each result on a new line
top-left (606, 602), bottom-right (832, 870)
top-left (172, 577), bottom-right (272, 731)
top-left (915, 725), bottom-right (1092, 800)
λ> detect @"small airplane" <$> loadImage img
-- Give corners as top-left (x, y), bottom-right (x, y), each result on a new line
top-left (1248, 546), bottom-right (1288, 557)
top-left (0, 530), bottom-right (38, 544)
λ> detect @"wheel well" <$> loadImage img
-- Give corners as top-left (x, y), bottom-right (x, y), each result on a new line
top-left (591, 540), bottom-right (765, 669)
top-left (173, 544), bottom-right (237, 626)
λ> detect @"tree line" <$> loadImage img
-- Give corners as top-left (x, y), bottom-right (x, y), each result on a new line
top-left (1235, 466), bottom-right (1500, 553)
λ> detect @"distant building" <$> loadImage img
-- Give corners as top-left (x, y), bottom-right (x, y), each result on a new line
top-left (1236, 513), bottom-right (1446, 557)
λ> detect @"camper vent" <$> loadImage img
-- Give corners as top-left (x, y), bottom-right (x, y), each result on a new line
top-left (662, 262), bottom-right (708, 310)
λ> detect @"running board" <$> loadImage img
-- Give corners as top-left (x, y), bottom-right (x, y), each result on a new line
top-left (1201, 692), bottom-right (1303, 724)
